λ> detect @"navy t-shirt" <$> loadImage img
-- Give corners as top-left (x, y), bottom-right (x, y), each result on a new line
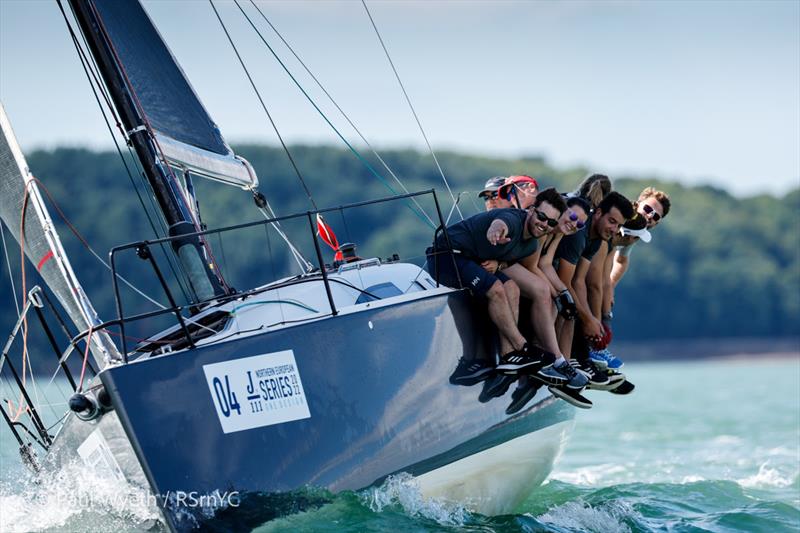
top-left (436, 209), bottom-right (538, 262)
top-left (555, 215), bottom-right (602, 265)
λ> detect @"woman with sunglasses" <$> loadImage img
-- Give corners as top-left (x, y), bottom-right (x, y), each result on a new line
top-left (496, 190), bottom-right (595, 411)
top-left (500, 196), bottom-right (595, 411)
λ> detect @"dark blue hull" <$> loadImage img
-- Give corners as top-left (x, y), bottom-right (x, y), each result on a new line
top-left (98, 290), bottom-right (574, 531)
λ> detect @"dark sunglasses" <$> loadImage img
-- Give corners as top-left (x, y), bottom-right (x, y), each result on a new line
top-left (480, 191), bottom-right (499, 201)
top-left (642, 203), bottom-right (662, 222)
top-left (534, 208), bottom-right (559, 227)
top-left (568, 210), bottom-right (586, 229)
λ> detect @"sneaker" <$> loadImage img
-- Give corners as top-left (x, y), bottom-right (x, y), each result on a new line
top-left (589, 348), bottom-right (624, 370)
top-left (587, 370), bottom-right (627, 391)
top-left (609, 379), bottom-right (635, 395)
top-left (548, 385), bottom-right (593, 409)
top-left (479, 374), bottom-right (516, 402)
top-left (553, 360), bottom-right (588, 390)
top-left (533, 364), bottom-right (569, 386)
top-left (449, 358), bottom-right (494, 386)
top-left (570, 358), bottom-right (610, 386)
top-left (496, 344), bottom-right (548, 375)
top-left (505, 381), bottom-right (543, 415)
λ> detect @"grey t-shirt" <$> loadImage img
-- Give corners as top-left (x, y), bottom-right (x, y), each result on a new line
top-left (436, 208), bottom-right (538, 262)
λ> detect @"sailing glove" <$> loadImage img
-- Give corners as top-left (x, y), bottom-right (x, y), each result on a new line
top-left (555, 289), bottom-right (577, 320)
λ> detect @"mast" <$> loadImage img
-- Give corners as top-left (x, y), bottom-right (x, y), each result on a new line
top-left (67, 0), bottom-right (227, 303)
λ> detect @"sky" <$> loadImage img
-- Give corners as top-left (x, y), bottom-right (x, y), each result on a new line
top-left (0, 0), bottom-right (798, 197)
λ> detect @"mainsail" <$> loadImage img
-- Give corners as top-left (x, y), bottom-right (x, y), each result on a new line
top-left (0, 103), bottom-right (119, 368)
top-left (89, 0), bottom-right (257, 190)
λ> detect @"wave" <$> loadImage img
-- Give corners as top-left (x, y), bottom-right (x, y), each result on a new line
top-left (0, 461), bottom-right (161, 533)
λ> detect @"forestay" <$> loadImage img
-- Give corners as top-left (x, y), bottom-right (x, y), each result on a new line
top-left (0, 103), bottom-right (119, 368)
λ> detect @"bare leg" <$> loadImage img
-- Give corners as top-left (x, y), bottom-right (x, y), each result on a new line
top-left (503, 264), bottom-right (563, 357)
top-left (486, 280), bottom-right (526, 353)
top-left (558, 316), bottom-right (575, 359)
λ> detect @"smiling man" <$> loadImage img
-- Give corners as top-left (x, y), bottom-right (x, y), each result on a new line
top-left (554, 191), bottom-right (634, 391)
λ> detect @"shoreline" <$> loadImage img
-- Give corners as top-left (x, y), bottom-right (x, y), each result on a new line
top-left (612, 337), bottom-right (800, 362)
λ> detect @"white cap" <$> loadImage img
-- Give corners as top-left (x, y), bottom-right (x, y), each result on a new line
top-left (620, 226), bottom-right (652, 243)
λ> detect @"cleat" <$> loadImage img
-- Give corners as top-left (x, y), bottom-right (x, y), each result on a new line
top-left (548, 385), bottom-right (593, 409)
top-left (479, 373), bottom-right (516, 402)
top-left (449, 358), bottom-right (494, 386)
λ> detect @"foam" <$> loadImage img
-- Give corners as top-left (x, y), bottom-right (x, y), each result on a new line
top-left (0, 461), bottom-right (160, 532)
top-left (738, 462), bottom-right (796, 489)
top-left (360, 473), bottom-right (469, 526)
top-left (537, 500), bottom-right (634, 533)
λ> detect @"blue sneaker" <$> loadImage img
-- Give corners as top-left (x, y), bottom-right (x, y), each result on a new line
top-left (533, 361), bottom-right (576, 386)
top-left (589, 348), bottom-right (624, 370)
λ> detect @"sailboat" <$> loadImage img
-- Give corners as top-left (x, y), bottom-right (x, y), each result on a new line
top-left (0, 1), bottom-right (575, 531)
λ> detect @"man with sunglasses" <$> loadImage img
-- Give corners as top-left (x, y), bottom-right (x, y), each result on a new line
top-left (583, 188), bottom-right (671, 379)
top-left (554, 191), bottom-right (634, 388)
top-left (478, 176), bottom-right (514, 210)
top-left (609, 188), bottom-right (670, 295)
top-left (426, 190), bottom-right (568, 385)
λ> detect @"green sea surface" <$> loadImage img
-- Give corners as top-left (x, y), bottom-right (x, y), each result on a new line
top-left (1, 357), bottom-right (798, 532)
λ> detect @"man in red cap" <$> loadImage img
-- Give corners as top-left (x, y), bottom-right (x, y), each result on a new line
top-left (498, 175), bottom-right (539, 210)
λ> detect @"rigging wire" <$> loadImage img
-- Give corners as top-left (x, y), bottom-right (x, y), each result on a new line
top-left (253, 198), bottom-right (313, 272)
top-left (25, 177), bottom-right (166, 310)
top-left (360, 0), bottom-right (463, 222)
top-left (226, 0), bottom-right (434, 229)
top-left (209, 0), bottom-right (317, 211)
top-left (56, 0), bottom-right (179, 308)
top-left (246, 0), bottom-right (436, 229)
top-left (82, 0), bottom-right (232, 297)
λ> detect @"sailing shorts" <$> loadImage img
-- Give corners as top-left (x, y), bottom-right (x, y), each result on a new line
top-left (425, 247), bottom-right (509, 297)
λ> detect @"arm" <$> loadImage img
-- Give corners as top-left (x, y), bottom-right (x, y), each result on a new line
top-left (518, 238), bottom-right (548, 288)
top-left (610, 243), bottom-right (634, 288)
top-left (486, 219), bottom-right (511, 245)
top-left (602, 249), bottom-right (615, 316)
top-left (586, 244), bottom-right (608, 321)
top-left (558, 257), bottom-right (604, 339)
top-left (538, 234), bottom-right (567, 296)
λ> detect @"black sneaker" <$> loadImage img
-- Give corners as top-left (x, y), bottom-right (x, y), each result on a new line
top-left (495, 344), bottom-right (545, 375)
top-left (586, 369), bottom-right (626, 391)
top-left (505, 381), bottom-right (543, 415)
top-left (449, 358), bottom-right (494, 386)
top-left (478, 374), bottom-right (516, 402)
top-left (609, 379), bottom-right (635, 395)
top-left (570, 358), bottom-right (610, 386)
top-left (548, 385), bottom-right (593, 409)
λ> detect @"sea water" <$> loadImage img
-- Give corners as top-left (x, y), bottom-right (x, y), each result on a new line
top-left (1, 357), bottom-right (798, 532)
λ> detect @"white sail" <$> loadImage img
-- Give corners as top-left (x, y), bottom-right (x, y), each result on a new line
top-left (0, 102), bottom-right (120, 368)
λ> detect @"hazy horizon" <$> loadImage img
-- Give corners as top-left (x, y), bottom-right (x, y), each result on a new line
top-left (1, 0), bottom-right (798, 197)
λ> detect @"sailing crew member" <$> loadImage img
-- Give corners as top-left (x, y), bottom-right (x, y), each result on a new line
top-left (427, 192), bottom-right (566, 384)
top-left (498, 175), bottom-right (539, 209)
top-left (500, 194), bottom-right (596, 412)
top-left (554, 191), bottom-right (634, 399)
top-left (589, 187), bottom-right (671, 370)
top-left (478, 176), bottom-right (513, 210)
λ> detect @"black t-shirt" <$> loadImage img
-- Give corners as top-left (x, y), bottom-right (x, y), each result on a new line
top-left (555, 215), bottom-right (602, 266)
top-left (436, 209), bottom-right (538, 262)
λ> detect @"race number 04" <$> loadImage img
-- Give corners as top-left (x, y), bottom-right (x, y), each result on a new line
top-left (212, 375), bottom-right (241, 417)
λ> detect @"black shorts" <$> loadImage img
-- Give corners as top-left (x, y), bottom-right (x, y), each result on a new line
top-left (425, 248), bottom-right (509, 297)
